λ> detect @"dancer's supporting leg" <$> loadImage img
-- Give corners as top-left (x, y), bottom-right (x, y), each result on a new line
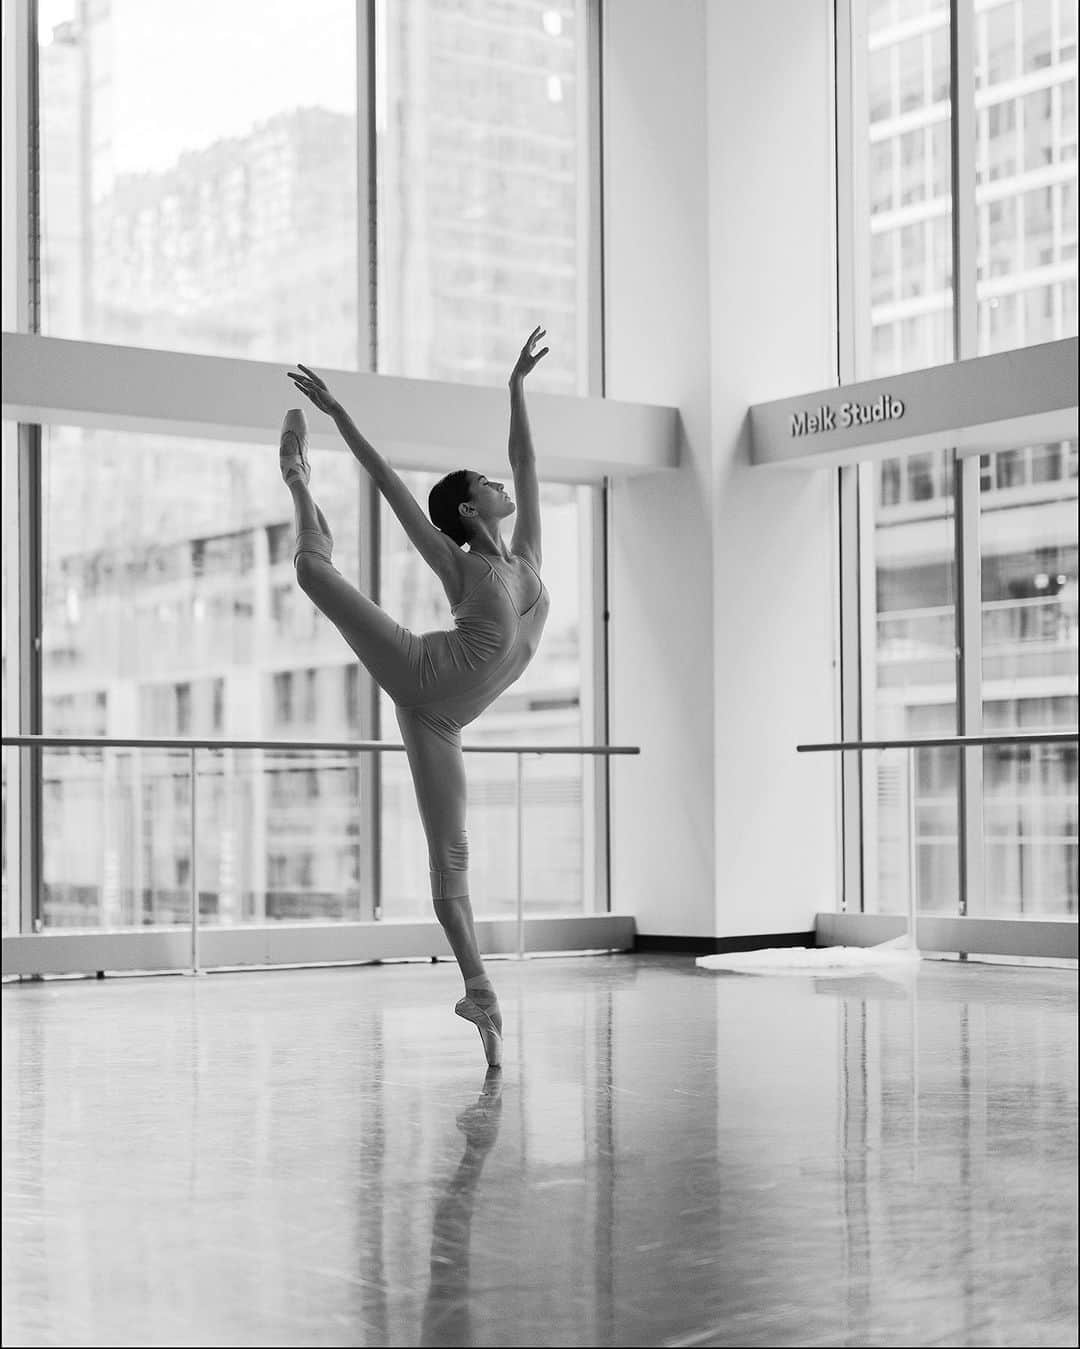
top-left (281, 410), bottom-right (500, 1065)
top-left (397, 707), bottom-right (503, 1067)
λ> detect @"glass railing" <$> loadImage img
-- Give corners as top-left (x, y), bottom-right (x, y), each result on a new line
top-left (2, 735), bottom-right (638, 960)
top-left (798, 730), bottom-right (1079, 940)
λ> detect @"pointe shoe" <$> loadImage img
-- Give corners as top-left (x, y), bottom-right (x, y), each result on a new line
top-left (455, 995), bottom-right (503, 1068)
top-left (279, 409), bottom-right (310, 486)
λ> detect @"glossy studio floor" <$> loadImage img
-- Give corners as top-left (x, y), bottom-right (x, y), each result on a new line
top-left (2, 952), bottom-right (1077, 1348)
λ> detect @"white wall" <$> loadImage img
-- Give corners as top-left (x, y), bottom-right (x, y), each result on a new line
top-left (604, 0), bottom-right (840, 937)
top-left (604, 0), bottom-right (716, 936)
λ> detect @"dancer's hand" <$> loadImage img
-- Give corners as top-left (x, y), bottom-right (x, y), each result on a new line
top-left (509, 326), bottom-right (548, 386)
top-left (287, 364), bottom-right (344, 419)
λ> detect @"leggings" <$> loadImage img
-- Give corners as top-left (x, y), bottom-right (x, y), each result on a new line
top-left (293, 539), bottom-right (470, 903)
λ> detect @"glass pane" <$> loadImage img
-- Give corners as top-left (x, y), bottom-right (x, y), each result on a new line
top-left (41, 746), bottom-right (189, 928)
top-left (379, 473), bottom-right (593, 918)
top-left (871, 744), bottom-right (962, 920)
top-left (975, 0), bottom-right (1080, 354)
top-left (981, 438), bottom-right (1078, 916)
top-left (37, 746), bottom-right (373, 930)
top-left (220, 749), bottom-right (371, 923)
top-left (38, 0), bottom-right (360, 365)
top-left (38, 426), bottom-right (367, 928)
top-left (375, 0), bottom-right (590, 394)
top-left (861, 0), bottom-right (953, 375)
top-left (862, 452), bottom-right (958, 914)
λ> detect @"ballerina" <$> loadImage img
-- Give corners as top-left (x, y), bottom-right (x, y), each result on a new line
top-left (280, 327), bottom-right (551, 1066)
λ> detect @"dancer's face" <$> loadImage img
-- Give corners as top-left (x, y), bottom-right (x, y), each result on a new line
top-left (466, 472), bottom-right (516, 523)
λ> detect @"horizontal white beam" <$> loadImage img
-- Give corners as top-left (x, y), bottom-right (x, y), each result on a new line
top-left (1, 333), bottom-right (680, 484)
top-left (750, 338), bottom-right (1078, 468)
top-left (1, 913), bottom-right (637, 976)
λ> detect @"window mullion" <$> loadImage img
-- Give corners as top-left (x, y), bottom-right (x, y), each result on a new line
top-left (835, 0), bottom-right (870, 912)
top-left (950, 0), bottom-right (985, 919)
top-left (953, 452), bottom-right (986, 916)
top-left (360, 0), bottom-right (378, 375)
top-left (10, 0), bottom-right (44, 934)
top-left (5, 0), bottom-right (39, 333)
top-left (353, 0), bottom-right (380, 920)
top-left (838, 464), bottom-right (864, 914)
top-left (950, 0), bottom-right (978, 359)
top-left (588, 0), bottom-right (609, 911)
top-left (17, 424), bottom-right (43, 934)
top-left (584, 0), bottom-right (604, 400)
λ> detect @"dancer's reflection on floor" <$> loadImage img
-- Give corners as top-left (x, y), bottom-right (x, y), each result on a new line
top-left (420, 1068), bottom-right (504, 1348)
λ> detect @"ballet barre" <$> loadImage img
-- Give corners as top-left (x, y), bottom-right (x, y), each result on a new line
top-left (796, 729), bottom-right (1079, 953)
top-left (2, 734), bottom-right (640, 968)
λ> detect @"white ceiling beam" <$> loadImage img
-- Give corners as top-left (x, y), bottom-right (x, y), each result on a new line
top-left (1, 333), bottom-right (680, 484)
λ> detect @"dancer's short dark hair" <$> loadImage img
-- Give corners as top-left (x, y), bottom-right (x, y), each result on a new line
top-left (428, 470), bottom-right (474, 547)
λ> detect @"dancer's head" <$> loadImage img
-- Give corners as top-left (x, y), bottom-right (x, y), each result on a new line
top-left (429, 471), bottom-right (515, 547)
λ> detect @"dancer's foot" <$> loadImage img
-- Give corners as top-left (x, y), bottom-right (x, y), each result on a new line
top-left (279, 408), bottom-right (310, 486)
top-left (455, 975), bottom-right (503, 1068)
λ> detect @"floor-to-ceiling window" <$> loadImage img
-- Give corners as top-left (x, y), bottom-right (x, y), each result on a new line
top-left (372, 1), bottom-right (600, 917)
top-left (845, 0), bottom-right (1077, 918)
top-left (2, 0), bottom-right (603, 943)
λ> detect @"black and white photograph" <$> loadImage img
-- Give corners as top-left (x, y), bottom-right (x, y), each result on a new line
top-left (2, 1), bottom-right (1077, 1345)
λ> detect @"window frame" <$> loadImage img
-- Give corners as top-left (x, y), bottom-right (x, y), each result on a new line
top-left (2, 0), bottom-right (611, 935)
top-left (836, 0), bottom-right (1077, 919)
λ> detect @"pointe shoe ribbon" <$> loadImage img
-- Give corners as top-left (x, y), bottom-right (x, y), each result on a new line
top-left (455, 996), bottom-right (503, 1068)
top-left (279, 408), bottom-right (310, 486)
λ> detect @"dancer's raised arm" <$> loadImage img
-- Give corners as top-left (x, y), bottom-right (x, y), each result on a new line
top-left (506, 327), bottom-right (547, 569)
top-left (287, 364), bottom-right (462, 582)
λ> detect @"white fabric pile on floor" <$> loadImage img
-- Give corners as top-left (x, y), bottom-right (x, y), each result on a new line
top-left (695, 935), bottom-right (919, 975)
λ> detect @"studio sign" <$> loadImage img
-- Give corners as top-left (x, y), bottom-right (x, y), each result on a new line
top-left (790, 392), bottom-right (906, 437)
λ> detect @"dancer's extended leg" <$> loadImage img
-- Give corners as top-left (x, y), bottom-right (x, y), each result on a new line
top-left (280, 415), bottom-right (419, 705)
top-left (280, 409), bottom-right (500, 1065)
top-left (397, 707), bottom-right (503, 1067)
